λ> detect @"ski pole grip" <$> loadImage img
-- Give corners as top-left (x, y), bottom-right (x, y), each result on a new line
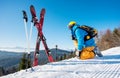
top-left (22, 10), bottom-right (28, 22)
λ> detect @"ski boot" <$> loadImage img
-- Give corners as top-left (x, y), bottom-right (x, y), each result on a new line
top-left (94, 46), bottom-right (103, 57)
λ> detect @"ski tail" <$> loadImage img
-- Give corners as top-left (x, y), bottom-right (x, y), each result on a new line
top-left (48, 55), bottom-right (54, 62)
top-left (33, 35), bottom-right (40, 66)
top-left (41, 35), bottom-right (54, 62)
top-left (33, 56), bottom-right (39, 66)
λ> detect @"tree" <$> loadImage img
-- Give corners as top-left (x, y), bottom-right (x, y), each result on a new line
top-left (19, 53), bottom-right (31, 70)
top-left (63, 53), bottom-right (67, 59)
top-left (60, 56), bottom-right (63, 60)
top-left (112, 28), bottom-right (120, 46)
top-left (97, 27), bottom-right (120, 51)
top-left (0, 67), bottom-right (5, 76)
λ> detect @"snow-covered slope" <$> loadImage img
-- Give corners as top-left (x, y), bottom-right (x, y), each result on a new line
top-left (1, 47), bottom-right (120, 78)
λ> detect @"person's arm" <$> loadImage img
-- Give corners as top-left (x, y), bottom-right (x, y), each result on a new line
top-left (75, 28), bottom-right (85, 51)
top-left (73, 39), bottom-right (78, 49)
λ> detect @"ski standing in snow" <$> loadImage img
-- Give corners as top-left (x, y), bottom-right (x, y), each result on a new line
top-left (30, 5), bottom-right (54, 66)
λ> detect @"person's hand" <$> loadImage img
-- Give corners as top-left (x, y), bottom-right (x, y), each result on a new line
top-left (75, 50), bottom-right (81, 57)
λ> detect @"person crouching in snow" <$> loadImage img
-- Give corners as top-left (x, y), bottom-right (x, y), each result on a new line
top-left (68, 21), bottom-right (103, 60)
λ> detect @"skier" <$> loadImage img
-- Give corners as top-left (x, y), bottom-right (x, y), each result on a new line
top-left (68, 21), bottom-right (103, 59)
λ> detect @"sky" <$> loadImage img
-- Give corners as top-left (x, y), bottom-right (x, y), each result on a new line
top-left (0, 0), bottom-right (120, 50)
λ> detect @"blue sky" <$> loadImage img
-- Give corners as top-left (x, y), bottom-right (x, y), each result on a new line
top-left (0, 0), bottom-right (120, 50)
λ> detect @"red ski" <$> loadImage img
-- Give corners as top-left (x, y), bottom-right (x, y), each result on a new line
top-left (30, 5), bottom-right (54, 66)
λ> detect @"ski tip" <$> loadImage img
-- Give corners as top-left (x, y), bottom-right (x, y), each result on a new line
top-left (40, 8), bottom-right (46, 15)
top-left (30, 5), bottom-right (36, 17)
top-left (42, 8), bottom-right (45, 11)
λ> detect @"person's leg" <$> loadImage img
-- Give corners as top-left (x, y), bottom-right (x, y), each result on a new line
top-left (85, 38), bottom-right (103, 57)
top-left (94, 46), bottom-right (103, 57)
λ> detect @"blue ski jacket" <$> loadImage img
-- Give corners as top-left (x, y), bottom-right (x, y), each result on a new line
top-left (71, 25), bottom-right (96, 51)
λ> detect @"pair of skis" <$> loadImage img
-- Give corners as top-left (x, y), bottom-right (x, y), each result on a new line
top-left (30, 5), bottom-right (54, 66)
top-left (22, 5), bottom-right (54, 69)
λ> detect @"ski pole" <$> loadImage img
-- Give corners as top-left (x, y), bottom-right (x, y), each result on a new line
top-left (22, 10), bottom-right (29, 53)
top-left (22, 10), bottom-right (29, 71)
top-left (22, 10), bottom-right (34, 71)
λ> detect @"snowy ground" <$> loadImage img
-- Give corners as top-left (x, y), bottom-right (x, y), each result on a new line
top-left (1, 47), bottom-right (120, 78)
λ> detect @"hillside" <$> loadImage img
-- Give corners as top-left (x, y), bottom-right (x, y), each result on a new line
top-left (1, 47), bottom-right (120, 78)
top-left (0, 48), bottom-right (71, 68)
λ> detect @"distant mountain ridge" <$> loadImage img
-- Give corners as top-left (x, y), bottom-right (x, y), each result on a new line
top-left (0, 47), bottom-right (34, 52)
top-left (0, 48), bottom-right (71, 69)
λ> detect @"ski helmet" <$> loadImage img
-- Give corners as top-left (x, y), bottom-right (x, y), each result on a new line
top-left (68, 21), bottom-right (76, 29)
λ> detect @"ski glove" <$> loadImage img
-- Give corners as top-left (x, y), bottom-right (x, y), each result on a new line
top-left (75, 50), bottom-right (81, 57)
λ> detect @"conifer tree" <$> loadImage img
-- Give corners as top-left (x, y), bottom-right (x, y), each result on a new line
top-left (19, 53), bottom-right (31, 70)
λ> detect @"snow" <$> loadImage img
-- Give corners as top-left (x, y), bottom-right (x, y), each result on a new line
top-left (1, 47), bottom-right (120, 78)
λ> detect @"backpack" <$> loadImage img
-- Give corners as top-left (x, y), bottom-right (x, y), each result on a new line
top-left (72, 25), bottom-right (98, 41)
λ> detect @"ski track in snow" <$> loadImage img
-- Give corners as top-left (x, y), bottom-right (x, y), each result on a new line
top-left (1, 47), bottom-right (120, 78)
